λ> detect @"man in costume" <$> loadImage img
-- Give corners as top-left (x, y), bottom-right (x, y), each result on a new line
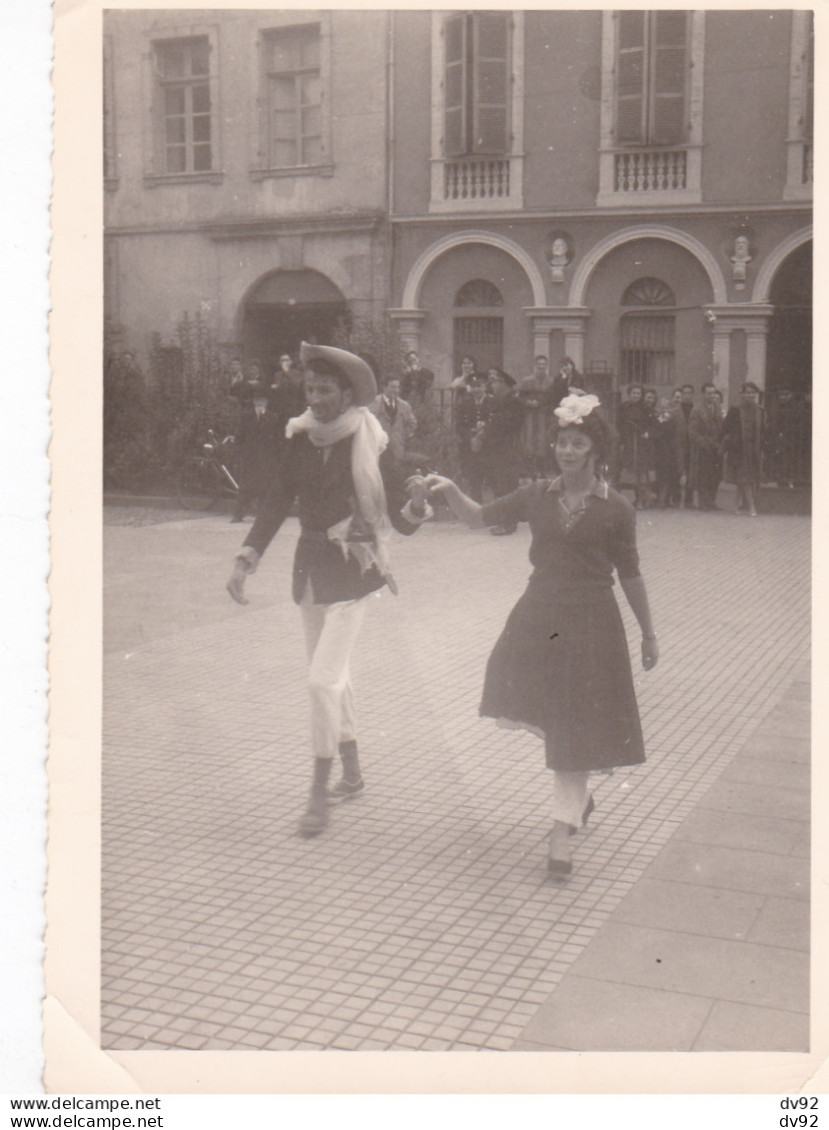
top-left (226, 343), bottom-right (430, 836)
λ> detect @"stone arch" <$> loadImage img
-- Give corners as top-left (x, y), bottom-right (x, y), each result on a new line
top-left (569, 224), bottom-right (728, 307)
top-left (751, 226), bottom-right (813, 303)
top-left (401, 230), bottom-right (547, 309)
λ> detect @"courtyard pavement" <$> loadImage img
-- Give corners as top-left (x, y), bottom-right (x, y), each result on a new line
top-left (101, 488), bottom-right (810, 1053)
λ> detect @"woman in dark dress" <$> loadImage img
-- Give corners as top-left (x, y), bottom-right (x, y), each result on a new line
top-left (425, 393), bottom-right (659, 876)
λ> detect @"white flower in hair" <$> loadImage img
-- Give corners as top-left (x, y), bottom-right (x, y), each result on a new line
top-left (554, 392), bottom-right (601, 425)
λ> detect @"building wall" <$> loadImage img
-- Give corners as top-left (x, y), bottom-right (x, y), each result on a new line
top-left (104, 9), bottom-right (391, 363)
top-left (389, 9), bottom-right (811, 403)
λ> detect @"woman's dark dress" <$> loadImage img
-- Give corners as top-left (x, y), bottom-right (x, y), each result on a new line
top-left (479, 478), bottom-right (645, 773)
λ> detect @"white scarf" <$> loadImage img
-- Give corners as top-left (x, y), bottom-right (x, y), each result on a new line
top-left (286, 406), bottom-right (394, 580)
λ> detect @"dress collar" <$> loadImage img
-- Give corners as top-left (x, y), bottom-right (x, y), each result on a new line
top-left (546, 475), bottom-right (609, 500)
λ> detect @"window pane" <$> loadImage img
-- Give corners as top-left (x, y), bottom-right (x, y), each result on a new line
top-left (164, 87), bottom-right (186, 115)
top-left (301, 104), bottom-right (320, 135)
top-left (300, 29), bottom-right (320, 68)
top-left (192, 143), bottom-right (212, 171)
top-left (273, 139), bottom-right (297, 166)
top-left (192, 114), bottom-right (211, 143)
top-left (192, 83), bottom-right (211, 113)
top-left (272, 108), bottom-right (296, 142)
top-left (165, 116), bottom-right (186, 144)
top-left (302, 135), bottom-right (322, 165)
top-left (189, 39), bottom-right (209, 76)
top-left (166, 145), bottom-right (186, 173)
top-left (301, 73), bottom-right (321, 107)
top-left (270, 75), bottom-right (296, 111)
top-left (158, 44), bottom-right (185, 78)
top-left (269, 34), bottom-right (301, 72)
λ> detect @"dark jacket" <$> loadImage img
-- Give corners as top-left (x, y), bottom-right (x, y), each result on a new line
top-left (244, 432), bottom-right (419, 604)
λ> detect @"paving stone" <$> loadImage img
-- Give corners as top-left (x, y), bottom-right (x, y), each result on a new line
top-left (746, 897), bottom-right (809, 951)
top-left (692, 1001), bottom-right (809, 1052)
top-left (102, 509), bottom-right (810, 1051)
top-left (567, 921), bottom-right (809, 1014)
top-left (646, 840), bottom-right (809, 901)
top-left (519, 975), bottom-right (713, 1051)
top-left (606, 878), bottom-right (764, 941)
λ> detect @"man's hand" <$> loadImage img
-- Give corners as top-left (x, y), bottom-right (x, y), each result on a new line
top-left (405, 474), bottom-right (429, 512)
top-left (226, 562), bottom-right (250, 605)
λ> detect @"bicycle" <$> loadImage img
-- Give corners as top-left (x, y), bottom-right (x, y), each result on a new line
top-left (176, 430), bottom-right (240, 510)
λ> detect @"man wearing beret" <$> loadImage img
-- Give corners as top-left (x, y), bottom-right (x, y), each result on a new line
top-left (227, 342), bottom-right (431, 836)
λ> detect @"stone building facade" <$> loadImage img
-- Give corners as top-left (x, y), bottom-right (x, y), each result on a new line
top-left (104, 9), bottom-right (812, 405)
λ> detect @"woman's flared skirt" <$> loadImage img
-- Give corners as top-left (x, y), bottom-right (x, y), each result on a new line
top-left (480, 583), bottom-right (645, 772)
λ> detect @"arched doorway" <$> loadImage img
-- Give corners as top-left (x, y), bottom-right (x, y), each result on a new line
top-left (239, 269), bottom-right (349, 370)
top-left (766, 241), bottom-right (812, 399)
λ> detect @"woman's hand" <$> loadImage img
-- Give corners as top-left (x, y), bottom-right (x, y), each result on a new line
top-left (226, 561), bottom-right (250, 605)
top-left (422, 473), bottom-right (455, 496)
top-left (641, 636), bottom-right (659, 670)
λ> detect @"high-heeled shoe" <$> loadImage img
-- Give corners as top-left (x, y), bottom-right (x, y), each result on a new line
top-left (547, 823), bottom-right (572, 874)
top-left (568, 794), bottom-right (595, 836)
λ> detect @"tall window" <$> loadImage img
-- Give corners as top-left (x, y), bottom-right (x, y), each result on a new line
top-left (154, 37), bottom-right (212, 173)
top-left (444, 12), bottom-right (509, 156)
top-left (616, 11), bottom-right (689, 145)
top-left (619, 278), bottom-right (676, 385)
top-left (263, 25), bottom-right (322, 168)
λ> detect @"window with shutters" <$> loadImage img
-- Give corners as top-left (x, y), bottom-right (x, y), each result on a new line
top-left (430, 11), bottom-right (524, 211)
top-left (597, 11), bottom-right (704, 205)
top-left (444, 12), bottom-right (509, 157)
top-left (784, 11), bottom-right (813, 199)
top-left (616, 11), bottom-right (688, 147)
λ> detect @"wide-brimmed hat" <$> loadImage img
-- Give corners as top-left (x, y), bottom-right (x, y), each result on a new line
top-left (299, 341), bottom-right (377, 407)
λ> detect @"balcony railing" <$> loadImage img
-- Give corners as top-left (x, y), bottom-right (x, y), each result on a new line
top-left (614, 148), bottom-right (688, 193)
top-left (443, 157), bottom-right (511, 201)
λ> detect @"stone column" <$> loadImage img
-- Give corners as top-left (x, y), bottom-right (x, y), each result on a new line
top-left (387, 309), bottom-right (426, 356)
top-left (524, 307), bottom-right (591, 370)
top-left (705, 305), bottom-right (774, 407)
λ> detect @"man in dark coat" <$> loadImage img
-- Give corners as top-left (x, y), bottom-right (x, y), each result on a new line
top-left (670, 383), bottom-right (696, 507)
top-left (481, 368), bottom-right (524, 534)
top-left (400, 350), bottom-right (434, 404)
top-left (688, 382), bottom-right (723, 510)
top-left (455, 372), bottom-right (493, 503)
top-left (227, 343), bottom-right (430, 837)
top-left (230, 390), bottom-right (284, 522)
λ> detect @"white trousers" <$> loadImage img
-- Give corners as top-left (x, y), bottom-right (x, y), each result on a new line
top-left (551, 770), bottom-right (590, 828)
top-left (299, 595), bottom-right (367, 760)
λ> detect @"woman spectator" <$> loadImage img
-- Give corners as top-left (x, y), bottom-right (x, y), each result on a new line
top-left (618, 384), bottom-right (656, 508)
top-left (722, 381), bottom-right (763, 517)
top-left (424, 393), bottom-right (658, 876)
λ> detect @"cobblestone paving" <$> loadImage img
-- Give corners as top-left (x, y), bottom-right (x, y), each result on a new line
top-left (102, 499), bottom-right (809, 1051)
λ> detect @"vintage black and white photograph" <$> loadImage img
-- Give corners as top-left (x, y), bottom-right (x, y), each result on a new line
top-left (90, 5), bottom-right (813, 1071)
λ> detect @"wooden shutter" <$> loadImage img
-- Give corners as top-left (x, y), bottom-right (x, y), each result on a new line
top-left (444, 13), bottom-right (467, 157)
top-left (616, 10), bottom-right (646, 143)
top-left (651, 11), bottom-right (687, 144)
top-left (472, 13), bottom-right (508, 154)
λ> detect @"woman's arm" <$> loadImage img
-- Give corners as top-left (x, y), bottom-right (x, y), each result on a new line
top-left (619, 575), bottom-right (659, 670)
top-left (423, 475), bottom-right (485, 529)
